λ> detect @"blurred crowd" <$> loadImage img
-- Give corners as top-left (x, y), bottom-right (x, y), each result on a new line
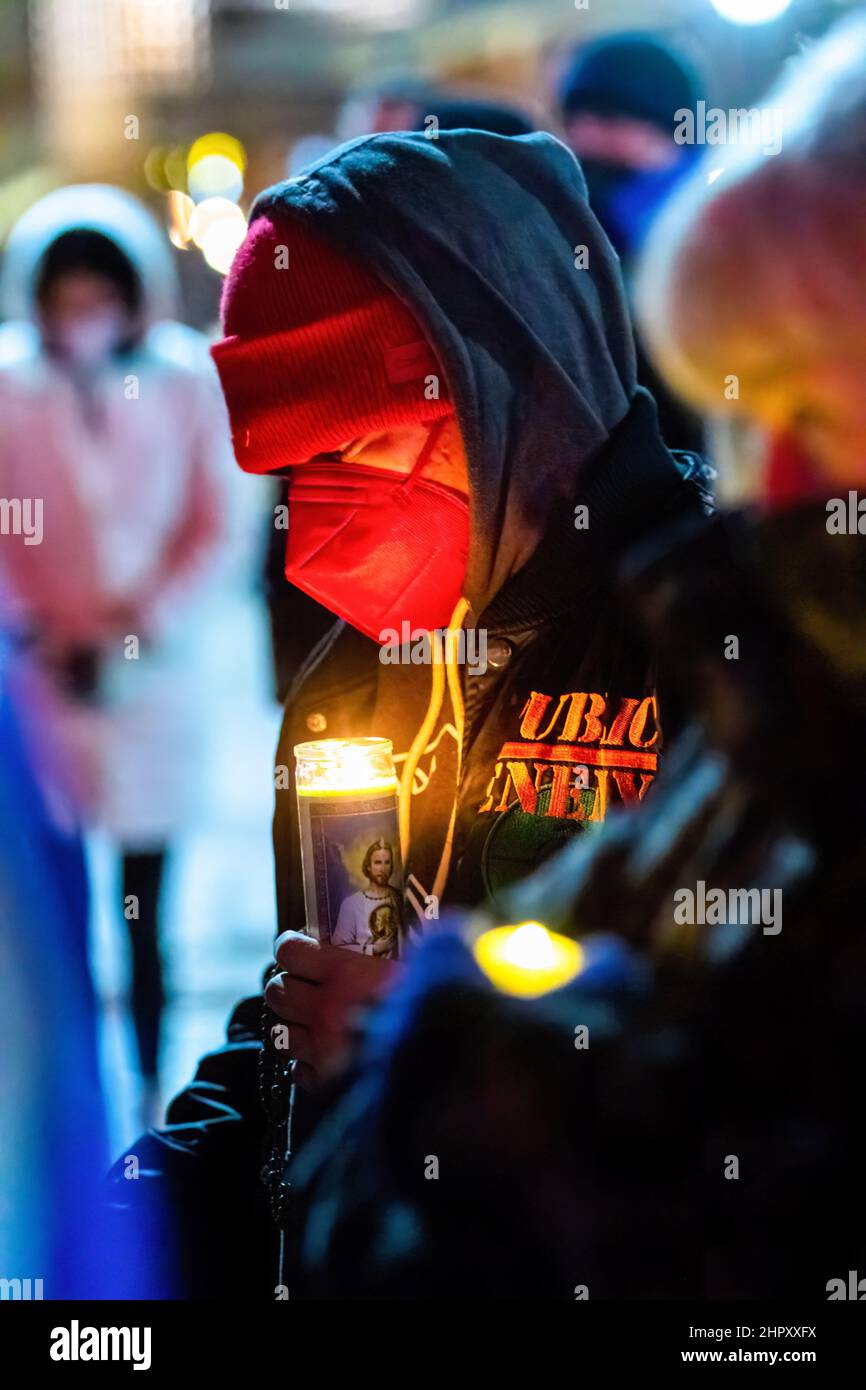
top-left (2, 11), bottom-right (865, 1301)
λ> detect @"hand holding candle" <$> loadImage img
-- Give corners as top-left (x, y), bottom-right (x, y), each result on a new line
top-left (266, 930), bottom-right (399, 1087)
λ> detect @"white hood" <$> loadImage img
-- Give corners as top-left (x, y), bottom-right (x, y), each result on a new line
top-left (0, 184), bottom-right (177, 325)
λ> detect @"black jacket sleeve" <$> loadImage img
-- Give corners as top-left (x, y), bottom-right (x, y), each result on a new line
top-left (103, 995), bottom-right (276, 1299)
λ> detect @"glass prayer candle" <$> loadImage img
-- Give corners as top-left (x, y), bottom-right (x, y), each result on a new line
top-left (294, 737), bottom-right (403, 959)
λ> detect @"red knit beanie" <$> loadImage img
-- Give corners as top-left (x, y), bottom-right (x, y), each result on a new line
top-left (211, 209), bottom-right (452, 473)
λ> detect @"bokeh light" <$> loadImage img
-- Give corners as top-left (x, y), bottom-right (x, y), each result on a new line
top-left (166, 190), bottom-right (196, 249)
top-left (188, 153), bottom-right (244, 203)
top-left (187, 132), bottom-right (246, 203)
top-left (144, 146), bottom-right (172, 192)
top-left (189, 197), bottom-right (247, 273)
top-left (164, 146), bottom-right (191, 193)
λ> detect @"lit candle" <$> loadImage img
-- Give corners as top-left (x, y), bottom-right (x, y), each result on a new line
top-left (472, 921), bottom-right (584, 998)
top-left (294, 738), bottom-right (403, 958)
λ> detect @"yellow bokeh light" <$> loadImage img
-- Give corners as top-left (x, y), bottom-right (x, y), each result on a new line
top-left (473, 922), bottom-right (584, 998)
top-left (144, 146), bottom-right (171, 192)
top-left (188, 132), bottom-right (246, 175)
top-left (164, 146), bottom-right (190, 193)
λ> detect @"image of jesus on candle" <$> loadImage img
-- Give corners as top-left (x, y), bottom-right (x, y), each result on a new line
top-left (331, 838), bottom-right (402, 957)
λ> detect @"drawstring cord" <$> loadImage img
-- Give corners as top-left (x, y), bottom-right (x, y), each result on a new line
top-left (398, 595), bottom-right (470, 907)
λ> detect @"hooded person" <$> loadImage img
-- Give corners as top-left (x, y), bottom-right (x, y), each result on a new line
top-left (215, 129), bottom-right (712, 936)
top-left (104, 129), bottom-right (710, 1296)
top-left (0, 185), bottom-right (233, 1108)
top-left (265, 96), bottom-right (536, 701)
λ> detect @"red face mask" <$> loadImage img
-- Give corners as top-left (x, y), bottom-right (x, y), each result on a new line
top-left (284, 421), bottom-right (470, 640)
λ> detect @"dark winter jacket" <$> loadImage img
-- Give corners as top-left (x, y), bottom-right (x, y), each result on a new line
top-left (105, 129), bottom-right (711, 1297)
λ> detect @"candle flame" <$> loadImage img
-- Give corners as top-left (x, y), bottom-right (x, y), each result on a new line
top-left (294, 738), bottom-right (398, 795)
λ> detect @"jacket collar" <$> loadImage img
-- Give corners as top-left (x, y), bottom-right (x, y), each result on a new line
top-left (480, 388), bottom-right (709, 635)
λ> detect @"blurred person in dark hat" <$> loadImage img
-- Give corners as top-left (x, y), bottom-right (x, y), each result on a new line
top-left (559, 31), bottom-right (705, 453)
top-left (560, 32), bottom-right (702, 266)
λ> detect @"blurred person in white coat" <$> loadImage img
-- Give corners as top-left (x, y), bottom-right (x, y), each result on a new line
top-left (0, 185), bottom-right (234, 1105)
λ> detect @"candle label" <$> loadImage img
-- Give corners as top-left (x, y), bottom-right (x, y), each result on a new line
top-left (297, 791), bottom-right (403, 958)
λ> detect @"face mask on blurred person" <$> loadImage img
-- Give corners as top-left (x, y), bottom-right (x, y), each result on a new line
top-left (283, 419), bottom-right (470, 640)
top-left (50, 308), bottom-right (127, 367)
top-left (581, 158), bottom-right (692, 263)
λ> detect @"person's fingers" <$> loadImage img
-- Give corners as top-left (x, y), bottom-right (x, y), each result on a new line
top-left (265, 970), bottom-right (318, 1027)
top-left (316, 951), bottom-right (398, 1045)
top-left (274, 929), bottom-right (326, 980)
top-left (266, 1015), bottom-right (317, 1067)
top-left (265, 970), bottom-right (350, 1079)
top-left (264, 970), bottom-right (288, 1015)
top-left (268, 942), bottom-right (400, 1084)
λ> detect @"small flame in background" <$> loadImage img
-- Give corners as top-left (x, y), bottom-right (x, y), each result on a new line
top-left (473, 921), bottom-right (584, 998)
